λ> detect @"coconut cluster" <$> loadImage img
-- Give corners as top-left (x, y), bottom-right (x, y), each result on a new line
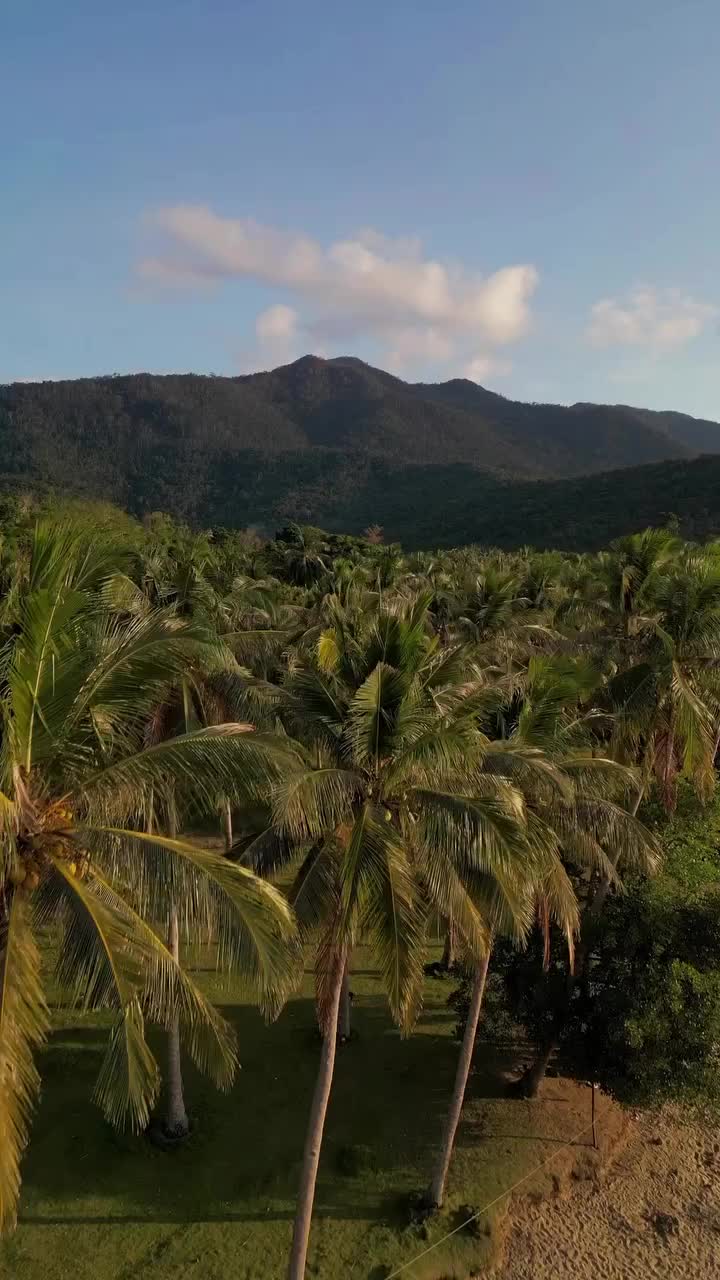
top-left (8, 804), bottom-right (90, 891)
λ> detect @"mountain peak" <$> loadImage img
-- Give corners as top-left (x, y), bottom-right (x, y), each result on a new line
top-left (1, 357), bottom-right (718, 536)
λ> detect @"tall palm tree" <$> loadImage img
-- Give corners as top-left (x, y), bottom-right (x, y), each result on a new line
top-left (0, 523), bottom-right (299, 1231)
top-left (424, 654), bottom-right (627, 1206)
top-left (268, 600), bottom-right (556, 1280)
top-left (485, 654), bottom-right (660, 1097)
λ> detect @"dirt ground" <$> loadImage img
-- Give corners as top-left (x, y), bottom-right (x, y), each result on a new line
top-left (487, 1107), bottom-right (720, 1279)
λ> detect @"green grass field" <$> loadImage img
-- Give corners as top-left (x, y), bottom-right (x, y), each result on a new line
top-left (0, 948), bottom-right (602, 1280)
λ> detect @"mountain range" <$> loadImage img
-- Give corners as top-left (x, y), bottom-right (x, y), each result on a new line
top-left (2, 354), bottom-right (720, 548)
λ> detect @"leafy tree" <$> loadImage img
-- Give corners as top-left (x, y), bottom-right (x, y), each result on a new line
top-left (498, 792), bottom-right (720, 1111)
top-left (0, 523), bottom-right (298, 1230)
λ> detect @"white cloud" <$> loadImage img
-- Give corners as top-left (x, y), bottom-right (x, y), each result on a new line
top-left (464, 355), bottom-right (511, 383)
top-left (587, 287), bottom-right (717, 351)
top-left (138, 206), bottom-right (538, 378)
top-left (255, 303), bottom-right (298, 342)
top-left (251, 303), bottom-right (300, 368)
top-left (384, 326), bottom-right (454, 373)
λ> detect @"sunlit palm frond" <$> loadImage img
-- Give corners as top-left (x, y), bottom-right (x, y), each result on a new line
top-left (0, 892), bottom-right (49, 1233)
top-left (8, 583), bottom-right (91, 771)
top-left (47, 862), bottom-right (161, 1130)
top-left (93, 999), bottom-right (161, 1132)
top-left (340, 805), bottom-right (425, 1032)
top-left (273, 767), bottom-right (361, 842)
top-left (385, 718), bottom-right (486, 792)
top-left (671, 661), bottom-right (716, 796)
top-left (412, 785), bottom-right (533, 884)
top-left (42, 609), bottom-right (205, 770)
top-left (78, 724), bottom-right (299, 823)
top-left (317, 629), bottom-right (341, 674)
top-left (480, 741), bottom-right (573, 802)
top-left (94, 829), bottom-right (299, 1013)
top-left (57, 863), bottom-right (238, 1098)
top-left (572, 796), bottom-right (660, 875)
top-left (347, 663), bottom-right (408, 766)
top-left (413, 844), bottom-right (491, 962)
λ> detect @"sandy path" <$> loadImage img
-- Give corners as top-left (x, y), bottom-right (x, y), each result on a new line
top-left (488, 1110), bottom-right (720, 1279)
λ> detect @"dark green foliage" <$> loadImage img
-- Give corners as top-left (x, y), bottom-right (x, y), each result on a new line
top-left (472, 791), bottom-right (720, 1110)
top-left (447, 965), bottom-right (520, 1046)
top-left (336, 1143), bottom-right (377, 1177)
top-left (582, 893), bottom-right (720, 1107)
top-left (3, 357), bottom-right (720, 550)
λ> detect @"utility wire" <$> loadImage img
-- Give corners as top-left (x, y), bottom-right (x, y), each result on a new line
top-left (384, 1109), bottom-right (606, 1279)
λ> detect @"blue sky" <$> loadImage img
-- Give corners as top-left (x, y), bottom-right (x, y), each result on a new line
top-left (4, 0), bottom-right (720, 417)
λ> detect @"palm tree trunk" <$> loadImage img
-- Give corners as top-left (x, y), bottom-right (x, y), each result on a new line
top-left (165, 904), bottom-right (189, 1136)
top-left (287, 949), bottom-right (346, 1280)
top-left (441, 917), bottom-right (456, 970)
top-left (339, 959), bottom-right (351, 1041)
top-left (426, 948), bottom-right (491, 1209)
top-left (222, 799), bottom-right (233, 854)
top-left (518, 1040), bottom-right (556, 1098)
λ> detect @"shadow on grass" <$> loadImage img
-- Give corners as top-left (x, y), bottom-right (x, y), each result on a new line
top-left (23, 991), bottom-right (497, 1231)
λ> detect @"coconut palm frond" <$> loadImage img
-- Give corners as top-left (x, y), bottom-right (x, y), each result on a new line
top-left (413, 846), bottom-right (491, 962)
top-left (0, 892), bottom-right (49, 1233)
top-left (385, 716), bottom-right (484, 792)
top-left (481, 741), bottom-right (572, 801)
top-left (79, 724), bottom-right (299, 822)
top-left (347, 663), bottom-right (408, 767)
top-left (288, 841), bottom-right (339, 939)
top-left (8, 583), bottom-right (91, 771)
top-left (93, 998), bottom-right (161, 1132)
top-left (535, 857), bottom-right (580, 971)
top-left (44, 609), bottom-right (205, 763)
top-left (94, 829), bottom-right (299, 1013)
top-left (75, 866), bottom-right (238, 1094)
top-left (273, 767), bottom-right (361, 843)
top-left (283, 668), bottom-right (347, 743)
top-left (342, 805), bottom-right (426, 1033)
top-left (239, 824), bottom-right (299, 878)
top-left (413, 786), bottom-right (533, 882)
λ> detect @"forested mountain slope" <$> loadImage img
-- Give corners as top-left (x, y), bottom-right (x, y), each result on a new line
top-left (2, 357), bottom-right (720, 547)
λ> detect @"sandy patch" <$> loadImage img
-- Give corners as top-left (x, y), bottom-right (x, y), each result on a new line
top-left (487, 1108), bottom-right (720, 1279)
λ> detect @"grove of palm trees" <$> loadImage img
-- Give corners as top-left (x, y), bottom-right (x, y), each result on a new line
top-left (2, 498), bottom-right (720, 1280)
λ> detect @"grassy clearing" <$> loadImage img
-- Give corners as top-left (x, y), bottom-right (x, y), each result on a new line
top-left (0, 947), bottom-right (607, 1280)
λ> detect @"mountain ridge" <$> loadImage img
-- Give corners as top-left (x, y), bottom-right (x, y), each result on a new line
top-left (7, 353), bottom-right (718, 478)
top-left (2, 355), bottom-right (720, 547)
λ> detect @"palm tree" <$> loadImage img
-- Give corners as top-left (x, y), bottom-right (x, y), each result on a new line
top-left (485, 654), bottom-right (660, 1097)
top-left (602, 527), bottom-right (681, 636)
top-left (125, 524), bottom-right (310, 1134)
top-left (145, 654), bottom-right (292, 1135)
top-left (0, 523), bottom-right (299, 1231)
top-left (271, 524), bottom-right (330, 588)
top-left (453, 565), bottom-right (529, 644)
top-left (604, 550), bottom-right (720, 814)
top-left (268, 600), bottom-right (556, 1280)
top-left (424, 656), bottom-right (606, 1207)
